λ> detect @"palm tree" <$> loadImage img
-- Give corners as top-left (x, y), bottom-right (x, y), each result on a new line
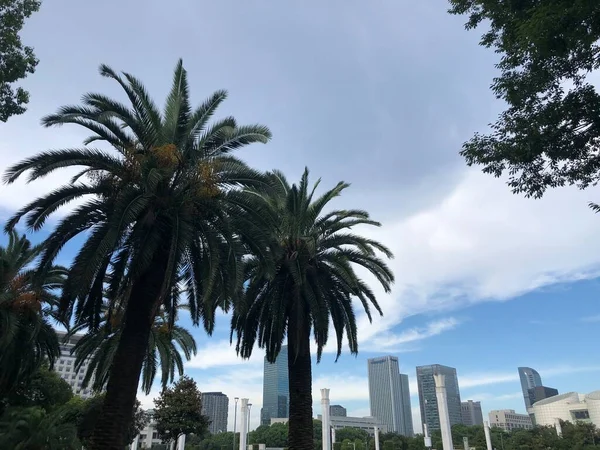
top-left (69, 303), bottom-right (197, 394)
top-left (231, 169), bottom-right (394, 450)
top-left (0, 406), bottom-right (81, 450)
top-left (0, 231), bottom-right (65, 395)
top-left (3, 59), bottom-right (271, 450)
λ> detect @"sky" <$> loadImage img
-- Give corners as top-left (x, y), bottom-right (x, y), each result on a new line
top-left (1, 0), bottom-right (600, 436)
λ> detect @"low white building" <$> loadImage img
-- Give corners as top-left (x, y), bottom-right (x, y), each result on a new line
top-left (270, 416), bottom-right (387, 436)
top-left (134, 409), bottom-right (163, 449)
top-left (532, 391), bottom-right (600, 427)
top-left (488, 410), bottom-right (533, 431)
top-left (317, 415), bottom-right (387, 436)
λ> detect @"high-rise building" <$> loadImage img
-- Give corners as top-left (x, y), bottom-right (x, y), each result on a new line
top-left (528, 386), bottom-right (559, 408)
top-left (202, 392), bottom-right (229, 434)
top-left (367, 356), bottom-right (414, 436)
top-left (488, 409), bottom-right (533, 431)
top-left (416, 364), bottom-right (462, 432)
top-left (330, 405), bottom-right (347, 417)
top-left (54, 330), bottom-right (95, 399)
top-left (461, 400), bottom-right (484, 426)
top-left (518, 367), bottom-right (543, 412)
top-left (261, 346), bottom-right (289, 426)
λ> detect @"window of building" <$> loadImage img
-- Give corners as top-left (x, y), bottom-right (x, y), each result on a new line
top-left (66, 367), bottom-right (70, 372)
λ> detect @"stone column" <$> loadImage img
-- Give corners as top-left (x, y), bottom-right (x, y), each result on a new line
top-left (321, 389), bottom-right (331, 450)
top-left (374, 426), bottom-right (380, 450)
top-left (483, 421), bottom-right (493, 450)
top-left (331, 428), bottom-right (336, 444)
top-left (130, 434), bottom-right (139, 450)
top-left (554, 418), bottom-right (563, 437)
top-left (434, 374), bottom-right (453, 450)
top-left (176, 433), bottom-right (186, 450)
top-left (239, 399), bottom-right (249, 450)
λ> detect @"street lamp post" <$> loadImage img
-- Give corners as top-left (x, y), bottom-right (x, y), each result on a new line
top-left (247, 403), bottom-right (253, 449)
top-left (233, 397), bottom-right (239, 450)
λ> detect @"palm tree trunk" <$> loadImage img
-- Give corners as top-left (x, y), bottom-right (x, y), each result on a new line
top-left (88, 252), bottom-right (169, 450)
top-left (287, 313), bottom-right (314, 450)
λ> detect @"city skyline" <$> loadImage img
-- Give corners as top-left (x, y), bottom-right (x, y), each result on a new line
top-left (6, 0), bottom-right (600, 436)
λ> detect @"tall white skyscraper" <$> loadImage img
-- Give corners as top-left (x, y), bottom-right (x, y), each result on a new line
top-left (367, 355), bottom-right (414, 436)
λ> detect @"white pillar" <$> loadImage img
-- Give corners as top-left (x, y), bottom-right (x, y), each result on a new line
top-left (240, 399), bottom-right (249, 450)
top-left (331, 428), bottom-right (336, 444)
top-left (554, 418), bottom-right (563, 437)
top-left (176, 434), bottom-right (186, 450)
top-left (483, 421), bottom-right (493, 450)
top-left (130, 435), bottom-right (139, 450)
top-left (321, 388), bottom-right (331, 450)
top-left (434, 374), bottom-right (453, 450)
top-left (374, 426), bottom-right (380, 450)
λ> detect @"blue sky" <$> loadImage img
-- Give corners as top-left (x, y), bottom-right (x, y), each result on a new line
top-left (1, 0), bottom-right (600, 435)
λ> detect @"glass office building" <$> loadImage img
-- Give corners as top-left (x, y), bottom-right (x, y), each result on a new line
top-left (368, 356), bottom-right (414, 436)
top-left (416, 364), bottom-right (462, 432)
top-left (261, 345), bottom-right (289, 425)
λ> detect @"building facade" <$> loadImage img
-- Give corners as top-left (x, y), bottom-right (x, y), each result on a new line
top-left (416, 364), bottom-right (462, 432)
top-left (518, 367), bottom-right (543, 412)
top-left (330, 405), bottom-right (347, 417)
top-left (368, 356), bottom-right (414, 436)
top-left (135, 409), bottom-right (163, 448)
top-left (528, 386), bottom-right (559, 408)
top-left (461, 400), bottom-right (484, 426)
top-left (202, 392), bottom-right (229, 434)
top-left (261, 346), bottom-right (289, 426)
top-left (532, 391), bottom-right (600, 427)
top-left (488, 410), bottom-right (533, 431)
top-left (54, 330), bottom-right (95, 399)
top-left (316, 415), bottom-right (388, 436)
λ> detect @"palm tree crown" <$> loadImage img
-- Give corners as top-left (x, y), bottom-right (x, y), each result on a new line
top-left (0, 231), bottom-right (65, 395)
top-left (69, 303), bottom-right (197, 394)
top-left (4, 59), bottom-right (271, 450)
top-left (231, 169), bottom-right (394, 450)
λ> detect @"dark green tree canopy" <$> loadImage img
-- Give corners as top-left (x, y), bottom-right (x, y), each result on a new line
top-left (449, 0), bottom-right (600, 198)
top-left (153, 376), bottom-right (209, 443)
top-left (0, 0), bottom-right (40, 122)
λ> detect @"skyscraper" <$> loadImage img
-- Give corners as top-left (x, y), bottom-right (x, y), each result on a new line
top-left (416, 364), bottom-right (462, 432)
top-left (330, 405), bottom-right (347, 417)
top-left (54, 330), bottom-right (96, 399)
top-left (367, 356), bottom-right (414, 436)
top-left (202, 392), bottom-right (229, 434)
top-left (518, 367), bottom-right (543, 411)
top-left (261, 345), bottom-right (289, 426)
top-left (461, 400), bottom-right (484, 426)
top-left (527, 386), bottom-right (559, 408)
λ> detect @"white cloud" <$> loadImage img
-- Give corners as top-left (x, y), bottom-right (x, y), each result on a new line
top-left (353, 170), bottom-right (600, 346)
top-left (366, 318), bottom-right (461, 351)
top-left (186, 339), bottom-right (264, 369)
top-left (459, 365), bottom-right (600, 390)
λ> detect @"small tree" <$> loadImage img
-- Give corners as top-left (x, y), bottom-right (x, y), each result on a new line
top-left (0, 0), bottom-right (41, 121)
top-left (153, 376), bottom-right (209, 445)
top-left (77, 394), bottom-right (147, 446)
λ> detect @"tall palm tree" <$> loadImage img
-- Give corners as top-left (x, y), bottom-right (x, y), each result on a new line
top-left (69, 303), bottom-right (197, 394)
top-left (231, 169), bottom-right (394, 450)
top-left (3, 59), bottom-right (271, 450)
top-left (0, 231), bottom-right (65, 395)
